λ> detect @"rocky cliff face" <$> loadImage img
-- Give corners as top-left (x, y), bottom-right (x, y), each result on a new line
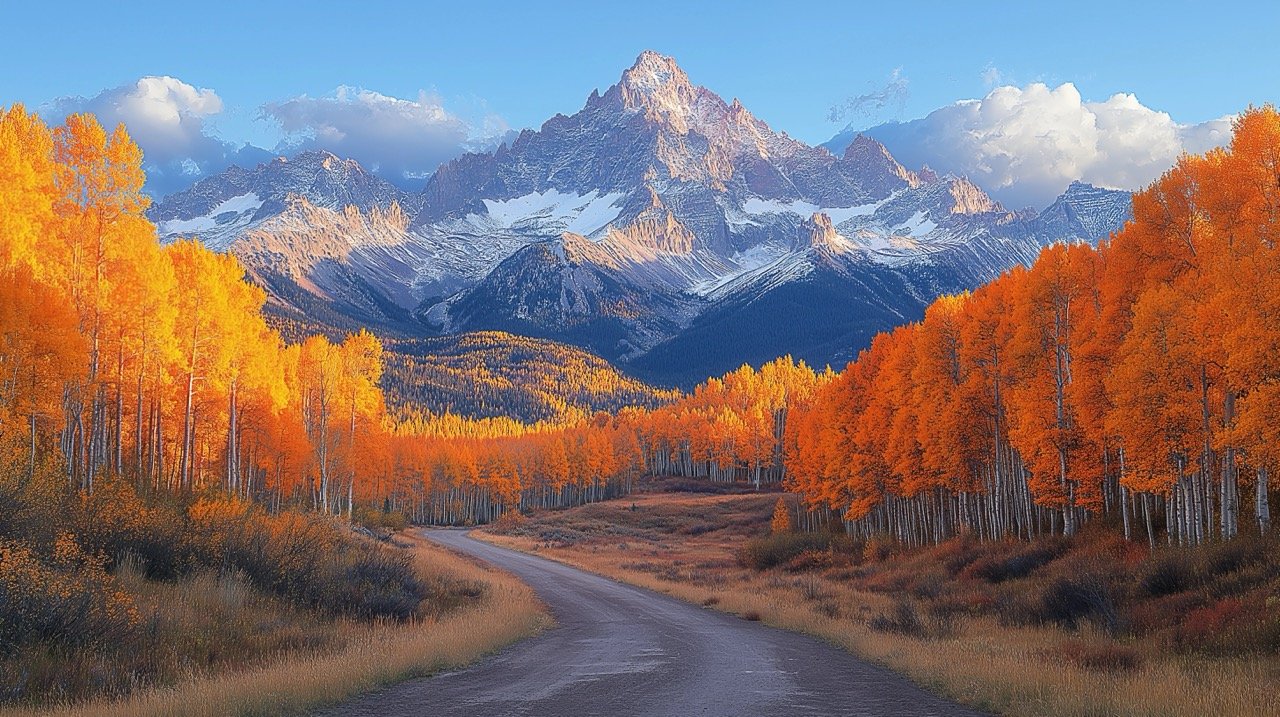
top-left (148, 51), bottom-right (1133, 385)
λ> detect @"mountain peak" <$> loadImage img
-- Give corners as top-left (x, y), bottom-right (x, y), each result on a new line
top-left (1062, 180), bottom-right (1105, 196)
top-left (839, 134), bottom-right (922, 199)
top-left (623, 50), bottom-right (685, 88)
top-left (288, 149), bottom-right (360, 173)
top-left (845, 134), bottom-right (889, 155)
top-left (803, 212), bottom-right (841, 250)
top-left (284, 148), bottom-right (335, 162)
top-left (617, 50), bottom-right (697, 124)
top-left (946, 177), bottom-right (1001, 215)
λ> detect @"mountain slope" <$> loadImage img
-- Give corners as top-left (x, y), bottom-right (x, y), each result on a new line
top-left (382, 331), bottom-right (678, 423)
top-left (148, 51), bottom-right (1134, 392)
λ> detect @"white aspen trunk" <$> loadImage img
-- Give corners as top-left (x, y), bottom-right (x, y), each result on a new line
top-left (1257, 467), bottom-right (1271, 535)
top-left (114, 344), bottom-right (124, 476)
top-left (226, 379), bottom-right (238, 493)
top-left (180, 369), bottom-right (195, 490)
top-left (1152, 491), bottom-right (1162, 547)
top-left (1121, 482), bottom-right (1132, 542)
top-left (1053, 308), bottom-right (1075, 536)
top-left (348, 398), bottom-right (357, 520)
top-left (135, 364), bottom-right (145, 480)
top-left (1221, 392), bottom-right (1237, 540)
top-left (28, 412), bottom-right (37, 484)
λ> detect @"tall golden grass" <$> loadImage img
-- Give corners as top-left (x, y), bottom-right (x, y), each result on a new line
top-left (480, 494), bottom-right (1280, 717)
top-left (2, 532), bottom-right (547, 717)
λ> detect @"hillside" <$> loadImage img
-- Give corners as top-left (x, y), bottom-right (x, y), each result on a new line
top-left (382, 331), bottom-right (678, 423)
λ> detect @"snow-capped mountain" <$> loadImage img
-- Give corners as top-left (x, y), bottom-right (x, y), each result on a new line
top-left (1030, 180), bottom-right (1133, 246)
top-left (148, 51), bottom-right (1133, 386)
top-left (149, 150), bottom-right (418, 251)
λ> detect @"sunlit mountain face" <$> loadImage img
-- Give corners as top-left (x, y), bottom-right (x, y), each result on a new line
top-left (150, 51), bottom-right (1130, 386)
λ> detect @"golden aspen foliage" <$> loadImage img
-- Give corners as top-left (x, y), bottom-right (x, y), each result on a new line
top-left (771, 497), bottom-right (794, 534)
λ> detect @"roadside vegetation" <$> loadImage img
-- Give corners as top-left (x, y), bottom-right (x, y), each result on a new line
top-left (0, 470), bottom-right (546, 716)
top-left (482, 489), bottom-right (1280, 717)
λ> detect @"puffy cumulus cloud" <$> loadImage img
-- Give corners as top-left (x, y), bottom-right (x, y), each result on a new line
top-left (46, 76), bottom-right (267, 196)
top-left (863, 82), bottom-right (1234, 209)
top-left (262, 87), bottom-right (509, 187)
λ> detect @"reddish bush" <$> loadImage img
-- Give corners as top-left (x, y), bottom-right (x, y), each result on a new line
top-left (1174, 597), bottom-right (1250, 653)
top-left (1046, 638), bottom-right (1143, 674)
top-left (1128, 591), bottom-right (1206, 635)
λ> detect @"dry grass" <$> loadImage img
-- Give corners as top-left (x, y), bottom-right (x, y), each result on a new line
top-left (479, 492), bottom-right (1280, 717)
top-left (1, 532), bottom-right (548, 717)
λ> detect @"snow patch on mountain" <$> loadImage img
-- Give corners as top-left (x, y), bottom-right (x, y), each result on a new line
top-left (740, 197), bottom-right (884, 224)
top-left (894, 211), bottom-right (937, 236)
top-left (157, 192), bottom-right (264, 248)
top-left (145, 50), bottom-right (1134, 384)
top-left (478, 189), bottom-right (626, 237)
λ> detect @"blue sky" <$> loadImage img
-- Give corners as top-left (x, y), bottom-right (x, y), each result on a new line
top-left (2, 0), bottom-right (1273, 204)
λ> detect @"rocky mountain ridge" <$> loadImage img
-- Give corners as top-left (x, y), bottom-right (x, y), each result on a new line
top-left (149, 51), bottom-right (1133, 385)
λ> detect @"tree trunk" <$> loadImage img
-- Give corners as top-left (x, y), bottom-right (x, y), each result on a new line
top-left (226, 379), bottom-right (238, 493)
top-left (179, 368), bottom-right (195, 490)
top-left (27, 412), bottom-right (37, 485)
top-left (1258, 467), bottom-right (1271, 535)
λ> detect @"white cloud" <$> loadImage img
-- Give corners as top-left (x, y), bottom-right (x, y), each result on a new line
top-left (864, 82), bottom-right (1233, 208)
top-left (980, 64), bottom-right (1004, 88)
top-left (828, 68), bottom-right (909, 124)
top-left (261, 87), bottom-right (509, 186)
top-left (47, 76), bottom-right (266, 196)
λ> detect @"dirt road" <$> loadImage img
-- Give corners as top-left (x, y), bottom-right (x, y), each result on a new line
top-left (318, 529), bottom-right (988, 717)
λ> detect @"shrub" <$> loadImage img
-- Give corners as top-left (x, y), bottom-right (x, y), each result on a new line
top-left (964, 542), bottom-right (1064, 583)
top-left (355, 504), bottom-right (409, 532)
top-left (335, 547), bottom-right (428, 620)
top-left (0, 535), bottom-right (138, 655)
top-left (794, 576), bottom-right (831, 602)
top-left (1047, 638), bottom-right (1143, 674)
top-left (870, 600), bottom-right (925, 636)
top-left (1126, 590), bottom-right (1205, 635)
top-left (72, 479), bottom-right (195, 578)
top-left (1038, 576), bottom-right (1121, 634)
top-left (1168, 596), bottom-right (1280, 654)
top-left (737, 531), bottom-right (830, 570)
top-left (782, 548), bottom-right (835, 572)
top-left (863, 533), bottom-right (895, 562)
top-left (815, 599), bottom-right (842, 619)
top-left (178, 498), bottom-right (428, 621)
top-left (936, 537), bottom-right (985, 576)
top-left (1202, 536), bottom-right (1269, 579)
top-left (1140, 553), bottom-right (1196, 597)
top-left (868, 599), bottom-right (953, 639)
